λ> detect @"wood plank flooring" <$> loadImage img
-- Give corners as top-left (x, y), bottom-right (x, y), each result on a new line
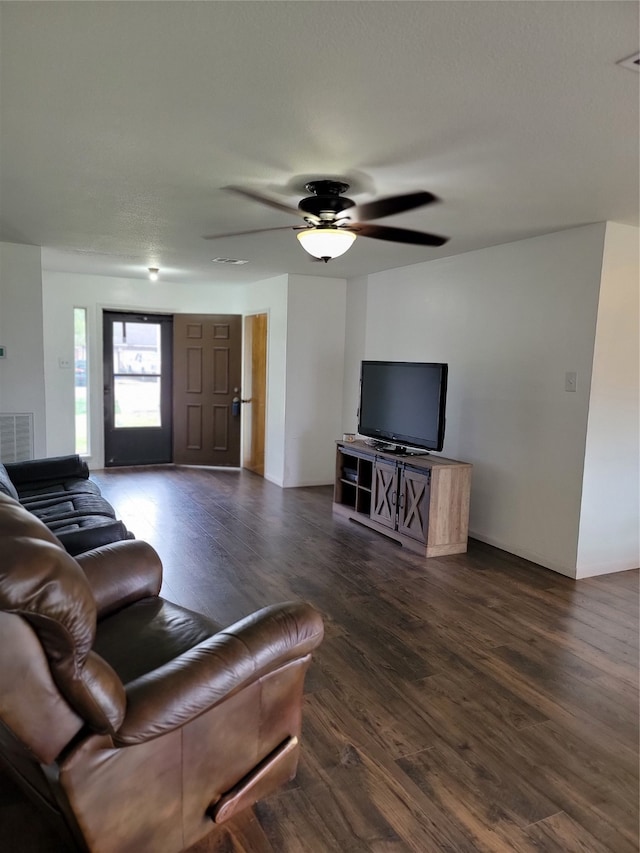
top-left (1, 465), bottom-right (638, 852)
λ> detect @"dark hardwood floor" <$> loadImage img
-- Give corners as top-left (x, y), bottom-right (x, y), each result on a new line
top-left (2, 465), bottom-right (638, 852)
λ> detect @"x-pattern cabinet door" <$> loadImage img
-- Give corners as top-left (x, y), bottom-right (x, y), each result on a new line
top-left (371, 460), bottom-right (398, 529)
top-left (397, 467), bottom-right (430, 543)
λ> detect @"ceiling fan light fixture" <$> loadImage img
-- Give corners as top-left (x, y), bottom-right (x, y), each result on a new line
top-left (296, 228), bottom-right (356, 261)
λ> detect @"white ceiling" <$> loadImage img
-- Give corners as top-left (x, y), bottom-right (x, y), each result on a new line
top-left (1, 1), bottom-right (638, 286)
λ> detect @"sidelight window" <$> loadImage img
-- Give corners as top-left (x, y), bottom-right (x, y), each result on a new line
top-left (74, 307), bottom-right (89, 455)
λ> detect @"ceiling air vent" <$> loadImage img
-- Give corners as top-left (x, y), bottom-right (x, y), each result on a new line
top-left (211, 257), bottom-right (248, 265)
top-left (63, 247), bottom-right (141, 260)
top-left (617, 52), bottom-right (640, 72)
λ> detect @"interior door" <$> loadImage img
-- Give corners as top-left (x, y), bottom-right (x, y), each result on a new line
top-left (173, 314), bottom-right (242, 466)
top-left (242, 313), bottom-right (267, 476)
top-left (103, 311), bottom-right (173, 467)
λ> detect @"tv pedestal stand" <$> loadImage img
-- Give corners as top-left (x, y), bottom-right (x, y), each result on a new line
top-left (333, 440), bottom-right (472, 557)
top-left (375, 444), bottom-right (429, 457)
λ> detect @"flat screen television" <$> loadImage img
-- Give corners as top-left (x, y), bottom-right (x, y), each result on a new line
top-left (358, 361), bottom-right (448, 453)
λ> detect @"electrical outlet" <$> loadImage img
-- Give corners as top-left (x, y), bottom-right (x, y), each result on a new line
top-left (58, 357), bottom-right (71, 369)
top-left (565, 371), bottom-right (577, 392)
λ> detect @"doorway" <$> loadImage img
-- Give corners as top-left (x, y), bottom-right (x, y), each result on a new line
top-left (103, 311), bottom-right (173, 466)
top-left (242, 313), bottom-right (268, 476)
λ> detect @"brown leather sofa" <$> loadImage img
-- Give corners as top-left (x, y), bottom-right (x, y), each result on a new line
top-left (0, 492), bottom-right (324, 852)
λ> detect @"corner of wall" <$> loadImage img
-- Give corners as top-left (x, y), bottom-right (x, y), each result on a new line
top-left (576, 222), bottom-right (640, 576)
top-left (283, 274), bottom-right (348, 486)
top-left (0, 242), bottom-right (47, 458)
top-left (342, 275), bottom-right (369, 433)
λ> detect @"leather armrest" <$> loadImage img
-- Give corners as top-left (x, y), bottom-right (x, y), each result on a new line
top-left (5, 455), bottom-right (89, 486)
top-left (115, 601), bottom-right (324, 745)
top-left (76, 540), bottom-right (163, 618)
top-left (57, 521), bottom-right (131, 557)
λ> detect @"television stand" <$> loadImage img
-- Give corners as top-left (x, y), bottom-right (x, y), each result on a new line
top-left (333, 440), bottom-right (472, 557)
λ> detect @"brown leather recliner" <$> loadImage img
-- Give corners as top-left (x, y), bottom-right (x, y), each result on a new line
top-left (0, 493), bottom-right (324, 853)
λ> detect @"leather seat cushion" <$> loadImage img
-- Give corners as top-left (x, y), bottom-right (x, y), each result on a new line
top-left (25, 495), bottom-right (116, 521)
top-left (46, 515), bottom-right (123, 534)
top-left (17, 479), bottom-right (102, 499)
top-left (94, 598), bottom-right (222, 685)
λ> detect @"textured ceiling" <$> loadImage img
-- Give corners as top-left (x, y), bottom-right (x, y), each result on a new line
top-left (1, 1), bottom-right (638, 285)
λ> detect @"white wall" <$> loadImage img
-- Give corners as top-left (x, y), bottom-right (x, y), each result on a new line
top-left (42, 269), bottom-right (345, 486)
top-left (577, 223), bottom-right (640, 576)
top-left (283, 274), bottom-right (347, 487)
top-left (239, 275), bottom-right (288, 486)
top-left (345, 224), bottom-right (608, 577)
top-left (0, 242), bottom-right (47, 457)
top-left (42, 270), bottom-right (243, 467)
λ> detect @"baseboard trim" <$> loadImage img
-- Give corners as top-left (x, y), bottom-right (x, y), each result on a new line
top-left (282, 479), bottom-right (333, 489)
top-left (468, 530), bottom-right (577, 579)
top-left (575, 560), bottom-right (640, 579)
top-left (264, 473), bottom-right (284, 487)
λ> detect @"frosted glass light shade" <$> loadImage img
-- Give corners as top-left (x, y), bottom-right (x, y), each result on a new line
top-left (296, 228), bottom-right (356, 260)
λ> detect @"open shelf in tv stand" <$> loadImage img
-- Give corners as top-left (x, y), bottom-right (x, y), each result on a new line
top-left (333, 440), bottom-right (472, 558)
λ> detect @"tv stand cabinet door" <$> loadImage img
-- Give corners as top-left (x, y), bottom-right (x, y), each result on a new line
top-left (397, 467), bottom-right (430, 543)
top-left (371, 460), bottom-right (398, 529)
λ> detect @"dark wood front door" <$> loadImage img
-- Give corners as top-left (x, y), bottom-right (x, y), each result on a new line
top-left (103, 311), bottom-right (173, 467)
top-left (173, 314), bottom-right (242, 466)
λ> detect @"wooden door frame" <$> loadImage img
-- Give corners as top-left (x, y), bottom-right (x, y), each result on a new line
top-left (242, 311), bottom-right (268, 475)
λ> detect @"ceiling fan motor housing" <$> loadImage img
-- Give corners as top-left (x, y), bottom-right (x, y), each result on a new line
top-left (298, 180), bottom-right (355, 220)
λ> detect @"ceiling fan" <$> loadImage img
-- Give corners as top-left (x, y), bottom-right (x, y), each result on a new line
top-left (205, 180), bottom-right (449, 262)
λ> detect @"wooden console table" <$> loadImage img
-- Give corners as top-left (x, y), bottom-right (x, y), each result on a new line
top-left (333, 440), bottom-right (472, 557)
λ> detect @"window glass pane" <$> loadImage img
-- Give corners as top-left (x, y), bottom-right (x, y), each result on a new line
top-left (114, 376), bottom-right (161, 428)
top-left (74, 308), bottom-right (88, 454)
top-left (112, 322), bottom-right (161, 376)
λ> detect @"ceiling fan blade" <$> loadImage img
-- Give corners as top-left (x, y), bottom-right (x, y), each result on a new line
top-left (223, 185), bottom-right (306, 219)
top-left (203, 226), bottom-right (296, 240)
top-left (340, 190), bottom-right (439, 223)
top-left (353, 223), bottom-right (449, 246)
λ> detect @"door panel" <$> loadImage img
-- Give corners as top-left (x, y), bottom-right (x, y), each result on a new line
top-left (212, 404), bottom-right (229, 449)
top-left (187, 405), bottom-right (202, 448)
top-left (186, 348), bottom-right (202, 392)
top-left (173, 314), bottom-right (242, 466)
top-left (371, 461), bottom-right (398, 529)
top-left (103, 312), bottom-right (173, 467)
top-left (242, 313), bottom-right (267, 476)
top-left (397, 468), bottom-right (430, 542)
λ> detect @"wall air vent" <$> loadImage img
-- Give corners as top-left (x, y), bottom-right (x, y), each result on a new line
top-left (0, 413), bottom-right (34, 463)
top-left (617, 52), bottom-right (640, 72)
top-left (211, 257), bottom-right (249, 265)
